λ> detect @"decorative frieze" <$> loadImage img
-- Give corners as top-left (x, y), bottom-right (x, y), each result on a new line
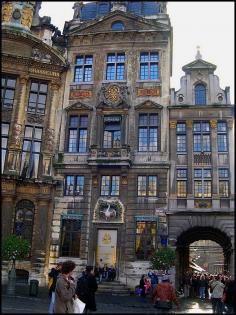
top-left (69, 89), bottom-right (92, 100)
top-left (137, 87), bottom-right (161, 97)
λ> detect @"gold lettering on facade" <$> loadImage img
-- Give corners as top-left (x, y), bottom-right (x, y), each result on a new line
top-left (69, 90), bottom-right (92, 99)
top-left (170, 120), bottom-right (177, 129)
top-left (17, 186), bottom-right (38, 194)
top-left (2, 3), bottom-right (13, 23)
top-left (137, 87), bottom-right (161, 97)
top-left (21, 7), bottom-right (33, 28)
top-left (210, 119), bottom-right (217, 129)
top-left (29, 68), bottom-right (60, 77)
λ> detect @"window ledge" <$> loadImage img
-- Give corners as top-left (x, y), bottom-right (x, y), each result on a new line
top-left (102, 80), bottom-right (127, 84)
top-left (70, 82), bottom-right (94, 85)
top-left (136, 80), bottom-right (161, 83)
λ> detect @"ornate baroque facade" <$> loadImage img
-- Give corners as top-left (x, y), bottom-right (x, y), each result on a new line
top-left (1, 1), bottom-right (234, 287)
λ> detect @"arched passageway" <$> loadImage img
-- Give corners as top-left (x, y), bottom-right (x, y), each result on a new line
top-left (175, 226), bottom-right (232, 289)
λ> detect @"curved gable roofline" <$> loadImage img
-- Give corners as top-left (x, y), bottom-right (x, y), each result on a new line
top-left (3, 26), bottom-right (67, 66)
top-left (67, 9), bottom-right (170, 35)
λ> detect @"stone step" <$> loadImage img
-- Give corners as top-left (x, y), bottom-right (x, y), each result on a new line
top-left (97, 281), bottom-right (131, 295)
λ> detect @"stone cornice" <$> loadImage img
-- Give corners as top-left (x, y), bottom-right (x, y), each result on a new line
top-left (167, 104), bottom-right (234, 109)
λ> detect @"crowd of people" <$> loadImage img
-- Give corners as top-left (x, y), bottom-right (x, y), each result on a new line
top-left (182, 271), bottom-right (235, 314)
top-left (93, 259), bottom-right (116, 283)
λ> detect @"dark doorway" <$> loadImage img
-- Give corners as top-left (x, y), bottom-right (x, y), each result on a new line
top-left (176, 226), bottom-right (232, 290)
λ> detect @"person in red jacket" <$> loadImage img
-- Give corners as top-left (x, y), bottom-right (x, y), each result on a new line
top-left (152, 275), bottom-right (180, 312)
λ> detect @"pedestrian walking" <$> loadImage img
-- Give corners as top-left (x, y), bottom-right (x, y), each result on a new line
top-left (199, 274), bottom-right (207, 299)
top-left (222, 279), bottom-right (235, 314)
top-left (76, 265), bottom-right (98, 313)
top-left (48, 262), bottom-right (62, 314)
top-left (152, 275), bottom-right (180, 313)
top-left (139, 274), bottom-right (146, 300)
top-left (54, 260), bottom-right (76, 314)
top-left (209, 275), bottom-right (225, 314)
top-left (183, 271), bottom-right (191, 298)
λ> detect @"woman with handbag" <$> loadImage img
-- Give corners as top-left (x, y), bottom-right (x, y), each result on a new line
top-left (54, 260), bottom-right (76, 313)
top-left (152, 275), bottom-right (180, 313)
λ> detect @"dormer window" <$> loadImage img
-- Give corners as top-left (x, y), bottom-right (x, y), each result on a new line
top-left (80, 2), bottom-right (110, 21)
top-left (127, 1), bottom-right (160, 16)
top-left (195, 84), bottom-right (206, 105)
top-left (111, 21), bottom-right (124, 31)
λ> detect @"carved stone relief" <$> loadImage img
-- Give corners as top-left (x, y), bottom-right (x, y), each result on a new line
top-left (2, 3), bottom-right (13, 23)
top-left (43, 128), bottom-right (55, 152)
top-left (98, 84), bottom-right (129, 108)
top-left (93, 198), bottom-right (125, 223)
top-left (12, 123), bottom-right (22, 147)
top-left (27, 113), bottom-right (44, 124)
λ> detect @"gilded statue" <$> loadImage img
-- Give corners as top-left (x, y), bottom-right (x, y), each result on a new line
top-left (21, 7), bottom-right (33, 28)
top-left (2, 3), bottom-right (13, 22)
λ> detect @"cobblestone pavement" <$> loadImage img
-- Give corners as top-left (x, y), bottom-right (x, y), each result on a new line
top-left (1, 286), bottom-right (213, 314)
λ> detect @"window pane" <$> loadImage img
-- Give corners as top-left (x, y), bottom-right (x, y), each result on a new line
top-left (116, 64), bottom-right (124, 80)
top-left (150, 63), bottom-right (158, 80)
top-left (76, 176), bottom-right (84, 195)
top-left (148, 176), bottom-right (157, 196)
top-left (193, 123), bottom-right (201, 132)
top-left (117, 53), bottom-right (125, 62)
top-left (2, 123), bottom-right (9, 135)
top-left (66, 176), bottom-right (74, 195)
top-left (80, 116), bottom-right (88, 128)
top-left (218, 169), bottom-right (229, 178)
top-left (6, 78), bottom-right (16, 88)
top-left (202, 122), bottom-right (210, 132)
top-left (139, 114), bottom-right (148, 126)
top-left (149, 114), bottom-right (158, 126)
top-left (107, 53), bottom-right (116, 62)
top-left (219, 181), bottom-right (229, 197)
top-left (33, 142), bottom-right (41, 153)
top-left (203, 181), bottom-right (211, 197)
top-left (78, 129), bottom-right (87, 153)
top-left (139, 128), bottom-right (148, 151)
top-left (70, 116), bottom-right (79, 128)
top-left (218, 134), bottom-right (228, 152)
top-left (38, 94), bottom-right (46, 105)
top-left (103, 131), bottom-right (112, 148)
top-left (194, 181), bottom-right (202, 197)
top-left (149, 128), bottom-right (158, 151)
top-left (106, 64), bottom-right (115, 80)
top-left (31, 153), bottom-right (40, 178)
top-left (203, 169), bottom-right (211, 178)
top-left (85, 55), bottom-right (93, 64)
top-left (113, 131), bottom-right (121, 148)
top-left (2, 138), bottom-right (8, 148)
top-left (202, 135), bottom-right (210, 151)
top-left (39, 83), bottom-right (48, 93)
top-left (31, 82), bottom-right (39, 91)
top-left (194, 169), bottom-right (202, 178)
top-left (34, 128), bottom-right (42, 140)
top-left (140, 53), bottom-right (149, 62)
top-left (76, 56), bottom-right (84, 64)
top-left (111, 176), bottom-right (120, 196)
top-left (84, 66), bottom-right (92, 82)
top-left (101, 176), bottom-right (110, 196)
top-left (177, 181), bottom-right (187, 197)
top-left (23, 140), bottom-right (31, 151)
top-left (195, 84), bottom-right (206, 105)
top-left (138, 176), bottom-right (146, 196)
top-left (140, 63), bottom-right (148, 80)
top-left (177, 169), bottom-right (187, 178)
top-left (177, 123), bottom-right (186, 133)
top-left (217, 122), bottom-right (227, 132)
top-left (177, 135), bottom-right (186, 152)
top-left (68, 129), bottom-right (77, 152)
top-left (74, 67), bottom-right (83, 82)
top-left (193, 135), bottom-right (201, 152)
top-left (135, 221), bottom-right (156, 260)
top-left (150, 52), bottom-right (159, 61)
top-left (5, 89), bottom-right (14, 100)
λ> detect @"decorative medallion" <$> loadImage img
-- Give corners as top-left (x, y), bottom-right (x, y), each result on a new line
top-left (210, 119), bottom-right (217, 129)
top-left (169, 121), bottom-right (177, 129)
top-left (98, 84), bottom-right (129, 108)
top-left (102, 233), bottom-right (111, 244)
top-left (93, 198), bottom-right (125, 223)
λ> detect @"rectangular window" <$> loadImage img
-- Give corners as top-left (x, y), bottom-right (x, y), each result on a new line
top-left (106, 53), bottom-right (125, 80)
top-left (176, 122), bottom-right (186, 152)
top-left (1, 123), bottom-right (10, 173)
top-left (60, 219), bottom-right (81, 257)
top-left (194, 168), bottom-right (212, 198)
top-left (138, 113), bottom-right (158, 151)
top-left (1, 75), bottom-right (17, 109)
top-left (101, 176), bottom-right (120, 196)
top-left (218, 168), bottom-right (229, 178)
top-left (20, 126), bottom-right (43, 178)
top-left (74, 55), bottom-right (93, 82)
top-left (68, 115), bottom-right (88, 153)
top-left (217, 121), bottom-right (228, 152)
top-left (193, 121), bottom-right (211, 152)
top-left (219, 181), bottom-right (229, 197)
top-left (176, 169), bottom-right (187, 197)
top-left (65, 175), bottom-right (84, 196)
top-left (139, 52), bottom-right (159, 80)
top-left (136, 221), bottom-right (157, 260)
top-left (27, 81), bottom-right (48, 114)
top-left (137, 176), bottom-right (157, 196)
top-left (103, 115), bottom-right (121, 148)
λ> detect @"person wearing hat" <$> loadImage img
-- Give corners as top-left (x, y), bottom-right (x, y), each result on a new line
top-left (152, 275), bottom-right (180, 312)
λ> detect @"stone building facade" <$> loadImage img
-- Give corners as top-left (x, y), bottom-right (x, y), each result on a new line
top-left (50, 1), bottom-right (172, 287)
top-left (169, 51), bottom-right (234, 287)
top-left (1, 1), bottom-right (234, 288)
top-left (1, 1), bottom-right (67, 285)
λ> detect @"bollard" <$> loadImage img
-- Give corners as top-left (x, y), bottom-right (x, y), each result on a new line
top-left (29, 279), bottom-right (39, 297)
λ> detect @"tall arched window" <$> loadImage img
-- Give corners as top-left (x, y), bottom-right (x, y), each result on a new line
top-left (15, 200), bottom-right (34, 246)
top-left (195, 84), bottom-right (206, 105)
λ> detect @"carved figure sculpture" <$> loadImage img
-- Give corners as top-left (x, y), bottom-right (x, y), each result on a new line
top-left (2, 3), bottom-right (13, 22)
top-left (100, 203), bottom-right (117, 220)
top-left (21, 7), bottom-right (33, 28)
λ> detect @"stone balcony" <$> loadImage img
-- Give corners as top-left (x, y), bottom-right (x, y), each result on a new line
top-left (87, 145), bottom-right (132, 167)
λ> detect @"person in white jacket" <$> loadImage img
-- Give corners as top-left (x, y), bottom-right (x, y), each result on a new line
top-left (209, 275), bottom-right (225, 314)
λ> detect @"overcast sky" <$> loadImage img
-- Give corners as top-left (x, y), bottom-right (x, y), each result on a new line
top-left (40, 2), bottom-right (235, 103)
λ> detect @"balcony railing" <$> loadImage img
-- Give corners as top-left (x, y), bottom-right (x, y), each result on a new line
top-left (87, 145), bottom-right (132, 166)
top-left (193, 152), bottom-right (211, 165)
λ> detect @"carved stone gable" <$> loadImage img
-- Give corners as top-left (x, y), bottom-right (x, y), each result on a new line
top-left (65, 101), bottom-right (93, 112)
top-left (97, 84), bottom-right (130, 109)
top-left (135, 100), bottom-right (163, 111)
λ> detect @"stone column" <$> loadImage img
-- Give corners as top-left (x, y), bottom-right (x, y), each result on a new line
top-left (7, 76), bottom-right (28, 173)
top-left (210, 119), bottom-right (220, 208)
top-left (42, 82), bottom-right (60, 176)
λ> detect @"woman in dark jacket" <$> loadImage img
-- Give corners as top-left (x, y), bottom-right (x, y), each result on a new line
top-left (139, 275), bottom-right (146, 298)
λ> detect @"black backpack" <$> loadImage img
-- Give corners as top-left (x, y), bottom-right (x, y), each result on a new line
top-left (76, 275), bottom-right (89, 301)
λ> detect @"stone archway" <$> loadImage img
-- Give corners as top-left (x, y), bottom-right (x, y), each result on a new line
top-left (175, 226), bottom-right (232, 289)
